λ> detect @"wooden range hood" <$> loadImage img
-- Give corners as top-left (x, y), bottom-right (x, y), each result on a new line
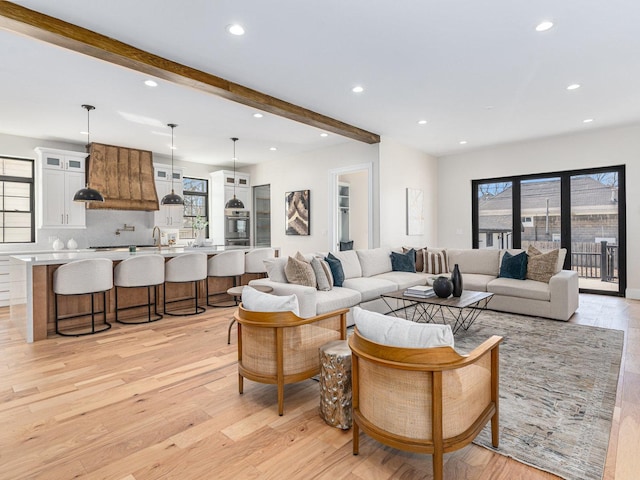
top-left (86, 142), bottom-right (159, 211)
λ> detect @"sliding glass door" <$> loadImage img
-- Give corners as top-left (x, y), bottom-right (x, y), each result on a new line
top-left (473, 166), bottom-right (625, 296)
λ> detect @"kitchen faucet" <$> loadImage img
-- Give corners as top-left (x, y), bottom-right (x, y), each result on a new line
top-left (152, 226), bottom-right (161, 247)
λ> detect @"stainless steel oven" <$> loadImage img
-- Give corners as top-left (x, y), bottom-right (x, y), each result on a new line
top-left (224, 209), bottom-right (250, 246)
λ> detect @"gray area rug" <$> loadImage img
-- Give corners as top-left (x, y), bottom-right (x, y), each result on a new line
top-left (449, 310), bottom-right (623, 480)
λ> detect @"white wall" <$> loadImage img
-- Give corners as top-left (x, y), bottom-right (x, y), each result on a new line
top-left (437, 123), bottom-right (640, 298)
top-left (378, 137), bottom-right (439, 249)
top-left (247, 140), bottom-right (380, 257)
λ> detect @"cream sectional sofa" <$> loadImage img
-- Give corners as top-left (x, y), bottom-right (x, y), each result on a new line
top-left (248, 247), bottom-right (579, 323)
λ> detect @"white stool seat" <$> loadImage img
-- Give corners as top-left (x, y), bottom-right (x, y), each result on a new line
top-left (206, 250), bottom-right (245, 308)
top-left (114, 255), bottom-right (165, 324)
top-left (164, 253), bottom-right (207, 316)
top-left (53, 258), bottom-right (113, 336)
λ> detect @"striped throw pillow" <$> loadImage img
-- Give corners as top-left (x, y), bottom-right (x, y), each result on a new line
top-left (425, 249), bottom-right (448, 275)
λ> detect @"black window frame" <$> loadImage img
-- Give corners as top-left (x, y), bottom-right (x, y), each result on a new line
top-left (0, 156), bottom-right (35, 244)
top-left (182, 176), bottom-right (209, 239)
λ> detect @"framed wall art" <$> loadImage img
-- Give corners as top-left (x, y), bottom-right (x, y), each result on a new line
top-left (406, 187), bottom-right (424, 235)
top-left (286, 189), bottom-right (310, 235)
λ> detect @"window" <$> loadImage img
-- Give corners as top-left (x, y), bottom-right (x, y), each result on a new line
top-left (182, 177), bottom-right (208, 239)
top-left (0, 156), bottom-right (34, 243)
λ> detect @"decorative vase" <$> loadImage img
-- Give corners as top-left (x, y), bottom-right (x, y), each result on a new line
top-left (52, 238), bottom-right (64, 250)
top-left (67, 238), bottom-right (78, 250)
top-left (433, 276), bottom-right (453, 298)
top-left (195, 230), bottom-right (205, 247)
top-left (451, 263), bottom-right (463, 297)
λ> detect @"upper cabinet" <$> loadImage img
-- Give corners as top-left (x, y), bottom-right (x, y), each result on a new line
top-left (36, 148), bottom-right (87, 228)
top-left (154, 164), bottom-right (184, 227)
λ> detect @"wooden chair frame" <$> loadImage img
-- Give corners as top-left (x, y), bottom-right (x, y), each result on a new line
top-left (349, 329), bottom-right (502, 480)
top-left (234, 305), bottom-right (348, 415)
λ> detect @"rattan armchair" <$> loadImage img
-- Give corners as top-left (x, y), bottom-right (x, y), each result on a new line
top-left (234, 305), bottom-right (348, 415)
top-left (349, 328), bottom-right (503, 480)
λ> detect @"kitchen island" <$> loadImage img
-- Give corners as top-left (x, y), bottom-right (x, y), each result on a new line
top-left (10, 246), bottom-right (277, 342)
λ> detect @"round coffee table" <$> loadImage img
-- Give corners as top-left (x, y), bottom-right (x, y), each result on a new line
top-left (226, 284), bottom-right (273, 344)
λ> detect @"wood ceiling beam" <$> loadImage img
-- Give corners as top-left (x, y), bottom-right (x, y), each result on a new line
top-left (0, 1), bottom-right (380, 144)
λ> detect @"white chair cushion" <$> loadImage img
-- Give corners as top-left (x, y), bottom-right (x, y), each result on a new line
top-left (54, 258), bottom-right (113, 295)
top-left (241, 285), bottom-right (300, 316)
top-left (353, 306), bottom-right (454, 348)
top-left (208, 250), bottom-right (245, 277)
top-left (114, 254), bottom-right (165, 287)
top-left (165, 253), bottom-right (207, 283)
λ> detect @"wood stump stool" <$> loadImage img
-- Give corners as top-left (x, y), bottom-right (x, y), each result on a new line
top-left (319, 339), bottom-right (352, 429)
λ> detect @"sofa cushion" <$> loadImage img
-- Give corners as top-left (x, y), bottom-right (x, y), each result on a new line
top-left (315, 287), bottom-right (362, 315)
top-left (284, 253), bottom-right (316, 287)
top-left (375, 271), bottom-right (429, 291)
top-left (404, 246), bottom-right (427, 273)
top-left (425, 248), bottom-right (449, 274)
top-left (499, 251), bottom-right (528, 280)
top-left (488, 277), bottom-right (551, 301)
top-left (526, 246), bottom-right (559, 283)
top-left (333, 250), bottom-right (363, 279)
top-left (242, 285), bottom-right (300, 316)
top-left (447, 248), bottom-right (500, 276)
top-left (353, 307), bottom-right (454, 348)
top-left (356, 248), bottom-right (393, 277)
top-left (390, 249), bottom-right (416, 272)
top-left (264, 257), bottom-right (288, 283)
top-left (325, 253), bottom-right (346, 287)
top-left (342, 276), bottom-right (397, 302)
top-left (311, 256), bottom-right (332, 291)
top-left (428, 272), bottom-right (494, 292)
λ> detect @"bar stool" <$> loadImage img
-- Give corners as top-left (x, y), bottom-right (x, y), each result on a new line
top-left (206, 250), bottom-right (245, 307)
top-left (164, 253), bottom-right (207, 316)
top-left (244, 248), bottom-right (276, 278)
top-left (53, 258), bottom-right (113, 336)
top-left (114, 254), bottom-right (165, 324)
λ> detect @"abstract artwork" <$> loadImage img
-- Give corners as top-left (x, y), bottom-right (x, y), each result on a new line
top-left (286, 190), bottom-right (310, 235)
top-left (406, 187), bottom-right (424, 235)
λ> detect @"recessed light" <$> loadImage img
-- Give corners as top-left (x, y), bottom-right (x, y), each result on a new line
top-left (227, 24), bottom-right (245, 36)
top-left (320, 133), bottom-right (329, 137)
top-left (169, 145), bottom-right (177, 150)
top-left (417, 120), bottom-right (427, 125)
top-left (535, 21), bottom-right (554, 32)
top-left (253, 113), bottom-right (263, 118)
top-left (459, 140), bottom-right (468, 145)
top-left (79, 131), bottom-right (88, 135)
top-left (352, 85), bottom-right (364, 93)
top-left (583, 118), bottom-right (594, 123)
top-left (144, 79), bottom-right (158, 87)
top-left (567, 83), bottom-right (581, 90)
top-left (269, 147), bottom-right (277, 151)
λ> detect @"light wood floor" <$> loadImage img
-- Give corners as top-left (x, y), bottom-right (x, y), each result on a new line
top-left (0, 294), bottom-right (638, 480)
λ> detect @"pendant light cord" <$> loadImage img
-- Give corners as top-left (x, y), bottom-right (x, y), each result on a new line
top-left (168, 123), bottom-right (178, 193)
top-left (232, 137), bottom-right (238, 199)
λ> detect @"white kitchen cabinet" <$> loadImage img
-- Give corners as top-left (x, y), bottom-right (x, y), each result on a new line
top-left (36, 148), bottom-right (87, 228)
top-left (153, 164), bottom-right (184, 227)
top-left (209, 170), bottom-right (250, 245)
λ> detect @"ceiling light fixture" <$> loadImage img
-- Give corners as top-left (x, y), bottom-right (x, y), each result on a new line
top-left (270, 147), bottom-right (277, 151)
top-left (144, 80), bottom-right (158, 87)
top-left (253, 113), bottom-right (263, 118)
top-left (320, 133), bottom-right (329, 137)
top-left (417, 120), bottom-right (427, 125)
top-left (567, 83), bottom-right (581, 90)
top-left (73, 104), bottom-right (105, 203)
top-left (352, 85), bottom-right (364, 93)
top-left (160, 123), bottom-right (184, 206)
top-left (227, 24), bottom-right (245, 36)
top-left (583, 118), bottom-right (594, 123)
top-left (225, 137), bottom-right (245, 209)
top-left (535, 21), bottom-right (554, 32)
top-left (459, 140), bottom-right (468, 145)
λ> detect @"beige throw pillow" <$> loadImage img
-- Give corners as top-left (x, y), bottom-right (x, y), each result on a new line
top-left (526, 246), bottom-right (559, 283)
top-left (425, 248), bottom-right (448, 275)
top-left (284, 252), bottom-right (317, 287)
top-left (311, 256), bottom-right (332, 291)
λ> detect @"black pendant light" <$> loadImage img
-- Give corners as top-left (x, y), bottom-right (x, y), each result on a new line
top-left (73, 104), bottom-right (105, 203)
top-left (225, 137), bottom-right (245, 209)
top-left (161, 123), bottom-right (184, 206)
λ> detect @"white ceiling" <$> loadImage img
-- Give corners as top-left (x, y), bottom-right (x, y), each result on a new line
top-left (2, 0), bottom-right (640, 169)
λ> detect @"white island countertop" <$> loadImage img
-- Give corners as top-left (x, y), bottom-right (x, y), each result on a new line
top-left (10, 245), bottom-right (270, 266)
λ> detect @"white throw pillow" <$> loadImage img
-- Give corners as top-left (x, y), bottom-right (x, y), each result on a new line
top-left (263, 257), bottom-right (288, 283)
top-left (353, 306), bottom-right (454, 348)
top-left (242, 285), bottom-right (300, 316)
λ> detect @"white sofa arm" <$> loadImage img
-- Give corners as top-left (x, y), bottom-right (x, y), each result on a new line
top-left (549, 270), bottom-right (579, 321)
top-left (248, 279), bottom-right (318, 318)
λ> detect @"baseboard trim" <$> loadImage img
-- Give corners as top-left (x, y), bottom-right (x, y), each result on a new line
top-left (625, 288), bottom-right (640, 300)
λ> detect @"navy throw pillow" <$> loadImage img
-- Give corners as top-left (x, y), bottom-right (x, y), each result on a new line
top-left (325, 252), bottom-right (345, 287)
top-left (499, 251), bottom-right (528, 280)
top-left (390, 249), bottom-right (416, 272)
